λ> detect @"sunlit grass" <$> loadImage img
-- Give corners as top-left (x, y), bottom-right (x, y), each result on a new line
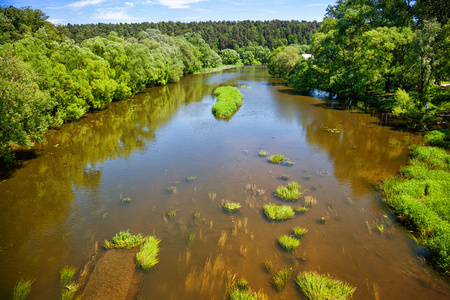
top-left (60, 266), bottom-right (78, 300)
top-left (227, 276), bottom-right (268, 300)
top-left (264, 204), bottom-right (295, 220)
top-left (103, 230), bottom-right (145, 249)
top-left (275, 181), bottom-right (303, 201)
top-left (223, 202), bottom-right (241, 214)
top-left (295, 205), bottom-right (310, 214)
top-left (212, 86), bottom-right (244, 118)
top-left (135, 236), bottom-right (160, 271)
top-left (269, 154), bottom-right (284, 164)
top-left (13, 278), bottom-right (33, 300)
top-left (278, 235), bottom-right (300, 252)
top-left (295, 271), bottom-right (356, 300)
top-left (272, 268), bottom-right (292, 291)
top-left (293, 226), bottom-right (308, 238)
top-left (259, 150), bottom-right (269, 157)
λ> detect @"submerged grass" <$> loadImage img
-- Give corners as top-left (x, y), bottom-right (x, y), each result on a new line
top-left (295, 271), bottom-right (356, 300)
top-left (272, 268), bottom-right (292, 291)
top-left (135, 236), bottom-right (160, 271)
top-left (269, 154), bottom-right (284, 164)
top-left (264, 204), bottom-right (295, 220)
top-left (13, 278), bottom-right (33, 300)
top-left (223, 202), bottom-right (241, 214)
top-left (103, 230), bottom-right (145, 249)
top-left (278, 235), bottom-right (300, 252)
top-left (212, 86), bottom-right (244, 118)
top-left (382, 145), bottom-right (450, 274)
top-left (275, 181), bottom-right (303, 201)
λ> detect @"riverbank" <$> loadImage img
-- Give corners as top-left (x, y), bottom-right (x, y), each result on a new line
top-left (194, 64), bottom-right (240, 74)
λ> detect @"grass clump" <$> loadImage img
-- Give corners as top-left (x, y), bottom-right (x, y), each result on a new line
top-left (193, 211), bottom-right (201, 221)
top-left (281, 173), bottom-right (290, 180)
top-left (212, 86), bottom-right (244, 118)
top-left (293, 226), bottom-right (308, 238)
top-left (264, 204), bottom-right (295, 220)
top-left (135, 236), bottom-right (160, 271)
top-left (269, 154), bottom-right (284, 164)
top-left (295, 271), bottom-right (356, 300)
top-left (228, 277), bottom-right (268, 300)
top-left (278, 235), bottom-right (300, 252)
top-left (168, 210), bottom-right (177, 221)
top-left (60, 266), bottom-right (78, 300)
top-left (295, 205), bottom-right (310, 214)
top-left (275, 181), bottom-right (303, 201)
top-left (187, 233), bottom-right (196, 244)
top-left (223, 202), bottom-right (241, 214)
top-left (284, 160), bottom-right (295, 166)
top-left (121, 197), bottom-right (131, 204)
top-left (272, 268), bottom-right (292, 291)
top-left (187, 176), bottom-right (196, 183)
top-left (13, 278), bottom-right (33, 300)
top-left (103, 230), bottom-right (145, 249)
top-left (259, 150), bottom-right (269, 157)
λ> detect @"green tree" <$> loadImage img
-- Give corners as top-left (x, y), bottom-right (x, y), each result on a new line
top-left (220, 49), bottom-right (242, 65)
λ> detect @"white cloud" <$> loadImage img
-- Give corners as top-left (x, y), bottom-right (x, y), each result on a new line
top-left (47, 18), bottom-right (66, 25)
top-left (146, 0), bottom-right (207, 9)
top-left (306, 3), bottom-right (329, 7)
top-left (68, 0), bottom-right (106, 9)
top-left (125, 2), bottom-right (134, 6)
top-left (93, 8), bottom-right (140, 21)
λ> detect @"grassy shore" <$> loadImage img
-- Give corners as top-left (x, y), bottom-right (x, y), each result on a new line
top-left (382, 140), bottom-right (450, 275)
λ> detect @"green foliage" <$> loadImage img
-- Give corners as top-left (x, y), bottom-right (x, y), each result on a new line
top-left (184, 32), bottom-right (222, 68)
top-left (228, 278), bottom-right (268, 300)
top-left (212, 86), bottom-right (243, 118)
top-left (13, 278), bottom-right (33, 300)
top-left (425, 130), bottom-right (450, 148)
top-left (264, 204), bottom-right (295, 220)
top-left (272, 268), bottom-right (292, 291)
top-left (268, 46), bottom-right (302, 80)
top-left (135, 236), bottom-right (160, 271)
top-left (392, 88), bottom-right (417, 116)
top-left (103, 230), bottom-right (145, 249)
top-left (223, 202), bottom-right (241, 214)
top-left (259, 150), bottom-right (268, 157)
top-left (242, 51), bottom-right (259, 65)
top-left (268, 154), bottom-right (284, 164)
top-left (293, 226), bottom-right (308, 238)
top-left (278, 235), bottom-right (300, 252)
top-left (295, 271), bottom-right (356, 300)
top-left (60, 266), bottom-right (78, 300)
top-left (275, 181), bottom-right (303, 201)
top-left (220, 49), bottom-right (242, 65)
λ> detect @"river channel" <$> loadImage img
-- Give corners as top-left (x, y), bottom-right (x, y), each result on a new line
top-left (0, 66), bottom-right (449, 299)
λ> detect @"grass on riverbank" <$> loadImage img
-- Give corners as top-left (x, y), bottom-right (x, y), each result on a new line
top-left (382, 144), bottom-right (450, 275)
top-left (212, 86), bottom-right (243, 118)
top-left (135, 236), bottom-right (160, 271)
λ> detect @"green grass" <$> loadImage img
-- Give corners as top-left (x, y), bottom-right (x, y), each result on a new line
top-left (284, 160), bottom-right (295, 166)
top-left (193, 211), bottom-right (201, 221)
top-left (264, 204), bottom-right (295, 220)
top-left (60, 266), bottom-right (78, 300)
top-left (223, 202), bottom-right (241, 214)
top-left (259, 150), bottom-right (269, 157)
top-left (135, 236), bottom-right (160, 271)
top-left (103, 230), bottom-right (145, 249)
top-left (228, 277), bottom-right (268, 300)
top-left (382, 145), bottom-right (450, 274)
top-left (13, 278), bottom-right (33, 300)
top-left (212, 86), bottom-right (244, 118)
top-left (275, 181), bottom-right (303, 201)
top-left (168, 210), bottom-right (177, 221)
top-left (268, 154), bottom-right (284, 164)
top-left (295, 271), bottom-right (356, 300)
top-left (295, 206), bottom-right (310, 214)
top-left (293, 226), bottom-right (308, 238)
top-left (121, 197), bottom-right (131, 204)
top-left (187, 176), bottom-right (196, 183)
top-left (278, 235), bottom-right (300, 252)
top-left (281, 173), bottom-right (290, 180)
top-left (272, 268), bottom-right (292, 291)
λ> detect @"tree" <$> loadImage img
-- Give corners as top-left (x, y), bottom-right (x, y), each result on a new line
top-left (220, 49), bottom-right (242, 65)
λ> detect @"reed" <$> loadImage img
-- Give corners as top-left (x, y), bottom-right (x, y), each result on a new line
top-left (295, 271), bottom-right (356, 300)
top-left (135, 236), bottom-right (160, 271)
top-left (103, 230), bottom-right (145, 249)
top-left (264, 204), bottom-right (295, 220)
top-left (13, 278), bottom-right (33, 300)
top-left (272, 268), bottom-right (292, 291)
top-left (269, 154), bottom-right (284, 164)
top-left (193, 211), bottom-right (201, 221)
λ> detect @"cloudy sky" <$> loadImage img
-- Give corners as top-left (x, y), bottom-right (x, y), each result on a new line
top-left (3, 0), bottom-right (333, 25)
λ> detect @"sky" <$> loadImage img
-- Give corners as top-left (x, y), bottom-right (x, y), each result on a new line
top-left (3, 0), bottom-right (334, 25)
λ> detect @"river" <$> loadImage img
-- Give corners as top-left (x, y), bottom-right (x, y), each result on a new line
top-left (0, 66), bottom-right (448, 299)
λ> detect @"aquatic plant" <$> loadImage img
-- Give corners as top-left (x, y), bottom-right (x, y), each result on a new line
top-left (187, 176), bottom-right (196, 183)
top-left (275, 181), bottom-right (303, 201)
top-left (187, 233), bottom-right (196, 244)
top-left (135, 236), bottom-right (161, 271)
top-left (259, 150), bottom-right (269, 157)
top-left (60, 266), bottom-right (78, 300)
top-left (304, 196), bottom-right (317, 207)
top-left (272, 268), bottom-right (292, 291)
top-left (193, 211), bottom-right (201, 221)
top-left (295, 271), bottom-right (356, 300)
top-left (212, 86), bottom-right (244, 118)
top-left (166, 186), bottom-right (177, 194)
top-left (284, 160), bottom-right (295, 166)
top-left (264, 204), bottom-right (295, 220)
top-left (103, 230), bottom-right (145, 249)
top-left (13, 278), bottom-right (33, 300)
top-left (295, 205), bottom-right (310, 214)
top-left (227, 276), bottom-right (268, 300)
top-left (223, 202), bottom-right (241, 214)
top-left (278, 235), bottom-right (300, 252)
top-left (121, 197), bottom-right (131, 204)
top-left (293, 226), bottom-right (308, 238)
top-left (269, 154), bottom-right (284, 164)
top-left (236, 278), bottom-right (249, 290)
top-left (281, 173), bottom-right (290, 180)
top-left (264, 259), bottom-right (273, 273)
top-left (320, 215), bottom-right (330, 224)
top-left (168, 210), bottom-right (177, 221)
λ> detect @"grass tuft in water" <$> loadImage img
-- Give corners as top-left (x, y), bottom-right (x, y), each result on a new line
top-left (60, 266), bottom-right (78, 300)
top-left (103, 230), bottom-right (145, 249)
top-left (284, 160), bottom-right (295, 166)
top-left (295, 271), bottom-right (356, 300)
top-left (187, 176), bottom-right (196, 183)
top-left (278, 235), bottom-right (300, 252)
top-left (13, 278), bottom-right (33, 300)
top-left (293, 226), bottom-right (308, 238)
top-left (121, 197), bottom-right (131, 204)
top-left (281, 173), bottom-right (290, 180)
top-left (264, 204), bottom-right (295, 220)
top-left (264, 259), bottom-right (273, 273)
top-left (223, 202), bottom-right (241, 214)
top-left (275, 181), bottom-right (303, 201)
top-left (228, 276), bottom-right (268, 300)
top-left (193, 211), bottom-right (201, 221)
top-left (135, 236), bottom-right (160, 271)
top-left (187, 233), bottom-right (196, 245)
top-left (304, 196), bottom-right (317, 207)
top-left (166, 186), bottom-right (177, 194)
top-left (269, 154), bottom-right (285, 164)
top-left (259, 150), bottom-right (269, 157)
top-left (272, 268), bottom-right (292, 291)
top-left (295, 206), bottom-right (310, 214)
top-left (168, 210), bottom-right (177, 221)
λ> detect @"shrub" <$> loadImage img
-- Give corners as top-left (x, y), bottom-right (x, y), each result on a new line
top-left (264, 204), bottom-right (295, 220)
top-left (295, 271), bottom-right (356, 300)
top-left (135, 236), bottom-right (160, 271)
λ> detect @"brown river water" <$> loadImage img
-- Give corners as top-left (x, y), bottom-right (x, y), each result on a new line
top-left (0, 66), bottom-right (449, 299)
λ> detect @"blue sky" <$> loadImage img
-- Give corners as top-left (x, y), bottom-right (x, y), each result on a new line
top-left (3, 0), bottom-right (333, 25)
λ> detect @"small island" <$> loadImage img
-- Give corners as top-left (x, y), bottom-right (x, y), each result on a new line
top-left (212, 86), bottom-right (243, 118)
